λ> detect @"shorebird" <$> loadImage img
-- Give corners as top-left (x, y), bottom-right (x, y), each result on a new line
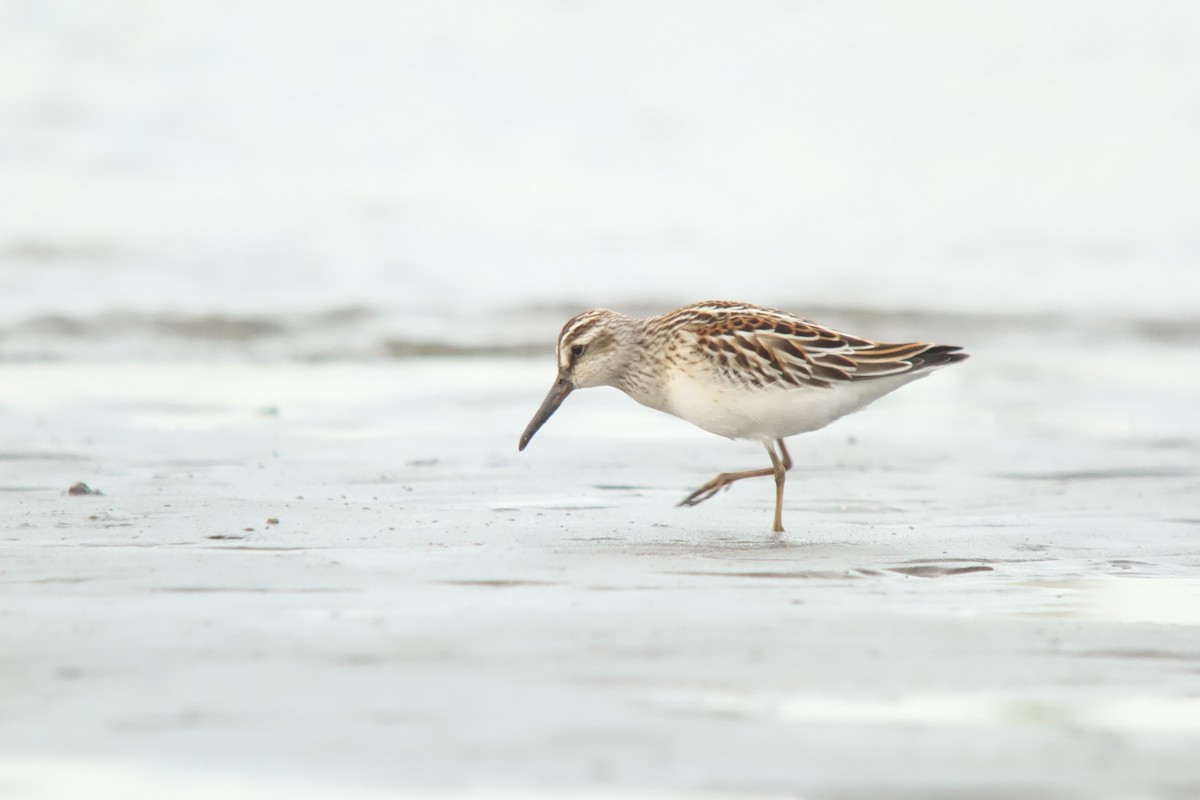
top-left (519, 301), bottom-right (967, 533)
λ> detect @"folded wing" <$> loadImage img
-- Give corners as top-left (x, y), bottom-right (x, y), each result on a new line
top-left (679, 302), bottom-right (967, 390)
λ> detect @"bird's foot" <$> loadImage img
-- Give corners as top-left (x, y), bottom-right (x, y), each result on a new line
top-left (678, 474), bottom-right (737, 507)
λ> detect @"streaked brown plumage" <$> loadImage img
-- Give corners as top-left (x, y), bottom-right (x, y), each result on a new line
top-left (520, 301), bottom-right (968, 533)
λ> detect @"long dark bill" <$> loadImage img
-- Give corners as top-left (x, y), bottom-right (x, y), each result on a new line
top-left (518, 376), bottom-right (574, 451)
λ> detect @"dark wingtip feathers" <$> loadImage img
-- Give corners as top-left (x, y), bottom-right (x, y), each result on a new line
top-left (911, 345), bottom-right (969, 371)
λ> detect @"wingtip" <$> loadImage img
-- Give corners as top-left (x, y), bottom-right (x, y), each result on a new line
top-left (923, 344), bottom-right (969, 367)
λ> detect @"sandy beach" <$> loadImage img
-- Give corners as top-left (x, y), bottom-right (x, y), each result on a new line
top-left (2, 318), bottom-right (1198, 798)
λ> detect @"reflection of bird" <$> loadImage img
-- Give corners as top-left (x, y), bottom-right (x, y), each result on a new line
top-left (519, 301), bottom-right (968, 533)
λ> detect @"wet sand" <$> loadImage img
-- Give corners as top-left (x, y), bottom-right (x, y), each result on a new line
top-left (1, 328), bottom-right (1198, 799)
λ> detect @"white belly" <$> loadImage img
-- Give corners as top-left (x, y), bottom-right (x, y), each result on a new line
top-left (655, 370), bottom-right (928, 442)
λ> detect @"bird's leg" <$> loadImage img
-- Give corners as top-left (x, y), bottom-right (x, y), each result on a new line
top-left (777, 438), bottom-right (792, 471)
top-left (679, 466), bottom-right (778, 508)
top-left (679, 439), bottom-right (795, 532)
top-left (765, 440), bottom-right (788, 534)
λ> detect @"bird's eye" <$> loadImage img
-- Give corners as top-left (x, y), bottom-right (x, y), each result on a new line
top-left (570, 343), bottom-right (586, 359)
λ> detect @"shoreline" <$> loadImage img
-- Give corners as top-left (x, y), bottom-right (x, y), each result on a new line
top-left (2, 353), bottom-right (1197, 797)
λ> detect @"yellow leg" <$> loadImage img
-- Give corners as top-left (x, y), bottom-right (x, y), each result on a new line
top-left (679, 466), bottom-right (778, 507)
top-left (679, 438), bottom-right (793, 533)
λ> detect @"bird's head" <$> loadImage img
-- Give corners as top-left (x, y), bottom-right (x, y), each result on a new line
top-left (518, 309), bottom-right (633, 451)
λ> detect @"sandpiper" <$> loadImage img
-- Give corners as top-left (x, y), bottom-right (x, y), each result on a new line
top-left (519, 300), bottom-right (967, 533)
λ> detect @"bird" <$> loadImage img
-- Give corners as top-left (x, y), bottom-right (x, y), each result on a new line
top-left (518, 300), bottom-right (968, 533)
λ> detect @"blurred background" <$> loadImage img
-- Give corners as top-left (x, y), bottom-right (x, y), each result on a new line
top-left (2, 0), bottom-right (1198, 359)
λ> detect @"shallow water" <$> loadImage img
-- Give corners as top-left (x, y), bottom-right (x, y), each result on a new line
top-left (3, 1), bottom-right (1200, 342)
top-left (1, 332), bottom-right (1198, 797)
